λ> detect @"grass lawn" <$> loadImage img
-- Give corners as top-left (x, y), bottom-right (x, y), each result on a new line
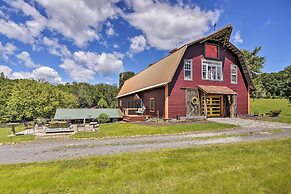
top-left (0, 125), bottom-right (35, 144)
top-left (251, 98), bottom-right (291, 123)
top-left (0, 138), bottom-right (290, 193)
top-left (72, 121), bottom-right (236, 139)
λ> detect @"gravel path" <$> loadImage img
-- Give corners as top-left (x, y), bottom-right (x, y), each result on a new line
top-left (0, 120), bottom-right (290, 164)
top-left (209, 118), bottom-right (291, 129)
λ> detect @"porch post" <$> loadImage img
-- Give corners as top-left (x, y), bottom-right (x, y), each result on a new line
top-left (229, 95), bottom-right (235, 118)
top-left (164, 84), bottom-right (169, 119)
top-left (203, 92), bottom-right (207, 118)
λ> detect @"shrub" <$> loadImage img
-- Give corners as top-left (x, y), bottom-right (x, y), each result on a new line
top-left (269, 110), bottom-right (282, 117)
top-left (97, 113), bottom-right (110, 123)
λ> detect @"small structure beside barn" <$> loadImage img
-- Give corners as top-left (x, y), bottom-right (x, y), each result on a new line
top-left (54, 108), bottom-right (123, 123)
top-left (117, 25), bottom-right (254, 119)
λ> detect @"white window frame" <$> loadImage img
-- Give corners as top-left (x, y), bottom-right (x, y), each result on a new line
top-left (231, 64), bottom-right (238, 84)
top-left (119, 100), bottom-right (122, 107)
top-left (184, 59), bottom-right (192, 81)
top-left (201, 59), bottom-right (223, 81)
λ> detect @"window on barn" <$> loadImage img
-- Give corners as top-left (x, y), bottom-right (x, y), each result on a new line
top-left (231, 64), bottom-right (237, 84)
top-left (119, 100), bottom-right (122, 107)
top-left (201, 59), bottom-right (223, 81)
top-left (184, 59), bottom-right (192, 80)
top-left (150, 98), bottom-right (155, 112)
top-left (205, 43), bottom-right (219, 59)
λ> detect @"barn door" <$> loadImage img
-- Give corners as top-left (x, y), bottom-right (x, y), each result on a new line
top-left (186, 89), bottom-right (201, 117)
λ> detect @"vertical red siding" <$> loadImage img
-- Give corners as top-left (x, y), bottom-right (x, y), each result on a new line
top-left (168, 42), bottom-right (249, 118)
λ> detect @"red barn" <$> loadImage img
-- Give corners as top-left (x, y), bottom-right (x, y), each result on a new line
top-left (117, 25), bottom-right (254, 119)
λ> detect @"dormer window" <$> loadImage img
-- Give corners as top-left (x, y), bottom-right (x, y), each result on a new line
top-left (205, 43), bottom-right (219, 59)
top-left (184, 59), bottom-right (192, 81)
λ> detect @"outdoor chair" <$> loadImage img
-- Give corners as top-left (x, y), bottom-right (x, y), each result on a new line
top-left (135, 107), bottom-right (146, 115)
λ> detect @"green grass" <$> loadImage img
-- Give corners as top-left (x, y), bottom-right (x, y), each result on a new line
top-left (0, 125), bottom-right (35, 144)
top-left (72, 122), bottom-right (236, 139)
top-left (0, 138), bottom-right (290, 193)
top-left (251, 98), bottom-right (291, 123)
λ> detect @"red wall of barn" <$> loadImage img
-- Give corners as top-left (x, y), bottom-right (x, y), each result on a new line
top-left (118, 87), bottom-right (165, 117)
top-left (168, 42), bottom-right (249, 118)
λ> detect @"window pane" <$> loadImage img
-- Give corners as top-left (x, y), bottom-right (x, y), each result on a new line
top-left (217, 66), bottom-right (221, 80)
top-left (185, 70), bottom-right (191, 79)
top-left (184, 60), bottom-right (192, 80)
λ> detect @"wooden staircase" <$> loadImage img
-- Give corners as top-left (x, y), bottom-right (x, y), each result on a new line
top-left (123, 115), bottom-right (147, 122)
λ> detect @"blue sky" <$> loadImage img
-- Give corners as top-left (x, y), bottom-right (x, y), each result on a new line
top-left (0, 0), bottom-right (290, 85)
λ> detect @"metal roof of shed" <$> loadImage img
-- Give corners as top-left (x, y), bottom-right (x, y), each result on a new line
top-left (54, 108), bottom-right (123, 120)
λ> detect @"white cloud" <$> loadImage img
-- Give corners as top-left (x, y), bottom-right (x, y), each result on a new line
top-left (0, 19), bottom-right (35, 44)
top-left (42, 36), bottom-right (124, 82)
top-left (113, 44), bottom-right (119, 48)
top-left (106, 26), bottom-right (116, 36)
top-left (10, 71), bottom-right (33, 79)
top-left (9, 66), bottom-right (62, 84)
top-left (42, 37), bottom-right (71, 59)
top-left (105, 21), bottom-right (116, 36)
top-left (37, 0), bottom-right (119, 47)
top-left (0, 0), bottom-right (46, 44)
top-left (0, 65), bottom-right (12, 76)
top-left (16, 51), bottom-right (41, 68)
top-left (129, 35), bottom-right (148, 54)
top-left (72, 51), bottom-right (124, 77)
top-left (32, 66), bottom-right (62, 84)
top-left (0, 42), bottom-right (17, 61)
top-left (233, 30), bottom-right (243, 44)
top-left (124, 0), bottom-right (220, 50)
top-left (60, 59), bottom-right (96, 82)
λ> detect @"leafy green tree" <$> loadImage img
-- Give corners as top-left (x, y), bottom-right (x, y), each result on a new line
top-left (97, 98), bottom-right (108, 108)
top-left (242, 47), bottom-right (266, 98)
top-left (6, 80), bottom-right (77, 121)
top-left (242, 47), bottom-right (266, 78)
top-left (97, 113), bottom-right (110, 123)
top-left (119, 71), bottom-right (135, 88)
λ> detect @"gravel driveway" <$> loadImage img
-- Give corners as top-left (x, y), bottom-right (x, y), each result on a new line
top-left (209, 118), bottom-right (291, 129)
top-left (0, 118), bottom-right (290, 164)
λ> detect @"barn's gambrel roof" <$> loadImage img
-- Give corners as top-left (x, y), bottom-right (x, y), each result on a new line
top-left (117, 25), bottom-right (254, 98)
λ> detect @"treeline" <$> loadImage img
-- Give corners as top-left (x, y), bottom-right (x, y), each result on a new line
top-left (0, 75), bottom-right (119, 122)
top-left (251, 66), bottom-right (290, 100)
top-left (242, 47), bottom-right (290, 101)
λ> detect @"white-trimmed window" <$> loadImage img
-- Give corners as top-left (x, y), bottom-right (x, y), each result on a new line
top-left (184, 59), bottom-right (192, 80)
top-left (231, 64), bottom-right (237, 84)
top-left (201, 59), bottom-right (223, 81)
top-left (119, 100), bottom-right (122, 107)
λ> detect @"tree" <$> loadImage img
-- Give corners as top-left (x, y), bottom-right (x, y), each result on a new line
top-left (6, 80), bottom-right (77, 121)
top-left (97, 98), bottom-right (108, 108)
top-left (119, 71), bottom-right (135, 88)
top-left (242, 47), bottom-right (266, 98)
top-left (242, 47), bottom-right (266, 78)
top-left (97, 113), bottom-right (110, 123)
